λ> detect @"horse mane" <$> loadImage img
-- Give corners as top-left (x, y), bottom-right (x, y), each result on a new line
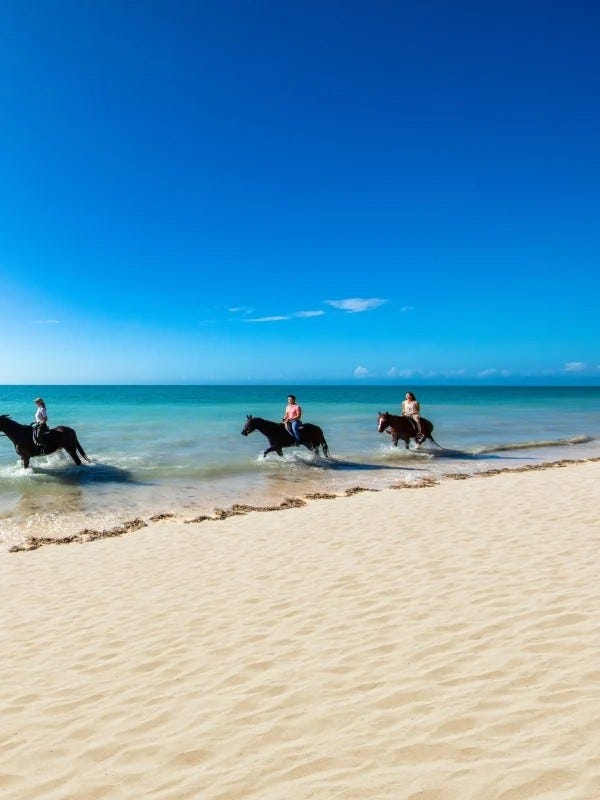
top-left (379, 411), bottom-right (403, 421)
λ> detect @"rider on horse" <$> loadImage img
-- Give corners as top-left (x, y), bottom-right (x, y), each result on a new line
top-left (401, 392), bottom-right (424, 443)
top-left (282, 394), bottom-right (303, 445)
top-left (33, 397), bottom-right (49, 449)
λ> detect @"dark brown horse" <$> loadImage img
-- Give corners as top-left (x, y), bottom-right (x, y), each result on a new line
top-left (0, 415), bottom-right (91, 468)
top-left (377, 411), bottom-right (440, 450)
top-left (241, 415), bottom-right (330, 458)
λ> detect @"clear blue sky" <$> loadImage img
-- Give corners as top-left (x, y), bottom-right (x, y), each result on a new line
top-left (1, 1), bottom-right (598, 384)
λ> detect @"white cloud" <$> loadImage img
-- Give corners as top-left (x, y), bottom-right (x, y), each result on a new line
top-left (564, 361), bottom-right (586, 372)
top-left (399, 306), bottom-right (413, 312)
top-left (326, 298), bottom-right (387, 313)
top-left (245, 309), bottom-right (325, 322)
top-left (293, 310), bottom-right (325, 318)
top-left (229, 306), bottom-right (253, 315)
top-left (353, 365), bottom-right (370, 378)
top-left (35, 319), bottom-right (60, 325)
top-left (245, 315), bottom-right (289, 323)
top-left (387, 367), bottom-right (416, 377)
top-left (477, 368), bottom-right (511, 377)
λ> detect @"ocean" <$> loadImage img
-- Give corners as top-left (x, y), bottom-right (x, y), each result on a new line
top-left (1, 385), bottom-right (599, 548)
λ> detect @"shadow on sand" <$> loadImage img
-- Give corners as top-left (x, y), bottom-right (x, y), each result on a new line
top-left (423, 447), bottom-right (529, 461)
top-left (326, 457), bottom-right (417, 472)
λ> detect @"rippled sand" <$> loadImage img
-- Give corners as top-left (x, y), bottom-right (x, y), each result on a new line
top-left (2, 461), bottom-right (599, 799)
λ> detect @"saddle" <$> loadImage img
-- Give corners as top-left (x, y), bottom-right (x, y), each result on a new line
top-left (32, 424), bottom-right (50, 451)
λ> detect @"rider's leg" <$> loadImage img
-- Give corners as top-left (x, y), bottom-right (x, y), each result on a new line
top-left (290, 420), bottom-right (302, 444)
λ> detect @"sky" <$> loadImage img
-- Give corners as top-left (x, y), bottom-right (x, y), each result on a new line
top-left (1, 0), bottom-right (599, 384)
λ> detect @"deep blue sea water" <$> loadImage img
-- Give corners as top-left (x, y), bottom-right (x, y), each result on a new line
top-left (1, 386), bottom-right (599, 547)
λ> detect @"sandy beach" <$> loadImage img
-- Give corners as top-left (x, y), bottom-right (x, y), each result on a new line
top-left (2, 459), bottom-right (599, 800)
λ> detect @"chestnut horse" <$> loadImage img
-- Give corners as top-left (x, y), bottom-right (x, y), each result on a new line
top-left (377, 411), bottom-right (440, 450)
top-left (0, 414), bottom-right (91, 468)
top-left (241, 415), bottom-right (329, 458)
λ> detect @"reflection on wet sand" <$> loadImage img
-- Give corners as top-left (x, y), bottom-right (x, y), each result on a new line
top-left (13, 480), bottom-right (85, 520)
top-left (30, 462), bottom-right (140, 485)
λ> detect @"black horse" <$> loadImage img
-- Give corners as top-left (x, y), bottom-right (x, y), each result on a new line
top-left (377, 411), bottom-right (441, 450)
top-left (241, 415), bottom-right (330, 458)
top-left (0, 415), bottom-right (91, 468)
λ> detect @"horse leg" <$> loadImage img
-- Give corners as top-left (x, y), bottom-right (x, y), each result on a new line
top-left (65, 447), bottom-right (82, 465)
top-left (404, 439), bottom-right (410, 449)
top-left (392, 435), bottom-right (399, 447)
top-left (16, 446), bottom-right (30, 468)
top-left (263, 443), bottom-right (286, 457)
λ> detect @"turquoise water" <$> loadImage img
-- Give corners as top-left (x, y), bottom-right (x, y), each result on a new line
top-left (1, 386), bottom-right (599, 547)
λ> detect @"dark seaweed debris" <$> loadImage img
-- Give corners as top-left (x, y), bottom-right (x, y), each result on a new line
top-left (9, 518), bottom-right (147, 553)
top-left (184, 496), bottom-right (307, 524)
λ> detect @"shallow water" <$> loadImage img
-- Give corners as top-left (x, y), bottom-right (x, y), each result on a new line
top-left (1, 386), bottom-right (599, 547)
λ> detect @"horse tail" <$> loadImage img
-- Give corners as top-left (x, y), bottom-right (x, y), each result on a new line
top-left (422, 419), bottom-right (442, 449)
top-left (321, 433), bottom-right (330, 458)
top-left (426, 425), bottom-right (442, 448)
top-left (75, 437), bottom-right (91, 463)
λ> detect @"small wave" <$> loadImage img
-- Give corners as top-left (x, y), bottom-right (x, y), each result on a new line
top-left (474, 435), bottom-right (593, 454)
top-left (0, 453), bottom-right (68, 483)
top-left (376, 445), bottom-right (434, 462)
top-left (252, 451), bottom-right (336, 474)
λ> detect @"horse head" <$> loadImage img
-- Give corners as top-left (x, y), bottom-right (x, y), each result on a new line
top-left (0, 414), bottom-right (12, 433)
top-left (377, 411), bottom-right (391, 433)
top-left (241, 415), bottom-right (257, 436)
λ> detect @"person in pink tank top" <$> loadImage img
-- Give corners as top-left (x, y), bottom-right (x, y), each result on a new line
top-left (282, 394), bottom-right (303, 444)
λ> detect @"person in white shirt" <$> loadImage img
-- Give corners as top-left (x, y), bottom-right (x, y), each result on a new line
top-left (401, 391), bottom-right (422, 440)
top-left (33, 397), bottom-right (48, 446)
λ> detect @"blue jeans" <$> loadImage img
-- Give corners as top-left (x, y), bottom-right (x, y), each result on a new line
top-left (288, 419), bottom-right (302, 443)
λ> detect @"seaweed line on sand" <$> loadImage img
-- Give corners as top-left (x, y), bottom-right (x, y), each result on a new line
top-left (184, 496), bottom-right (307, 524)
top-left (9, 518), bottom-right (147, 553)
top-left (9, 457), bottom-right (599, 553)
top-left (391, 476), bottom-right (440, 489)
top-left (390, 456), bottom-right (600, 490)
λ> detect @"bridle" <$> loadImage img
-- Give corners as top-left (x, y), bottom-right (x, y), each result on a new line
top-left (377, 413), bottom-right (390, 434)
